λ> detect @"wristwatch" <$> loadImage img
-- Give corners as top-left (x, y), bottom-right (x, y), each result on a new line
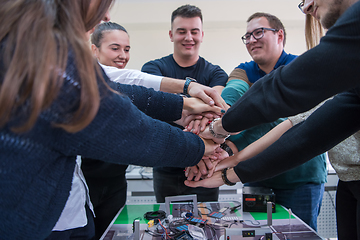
top-left (183, 77), bottom-right (197, 95)
top-left (222, 168), bottom-right (236, 186)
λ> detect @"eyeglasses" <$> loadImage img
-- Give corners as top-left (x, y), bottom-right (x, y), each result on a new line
top-left (241, 27), bottom-right (278, 45)
top-left (298, 1), bottom-right (305, 13)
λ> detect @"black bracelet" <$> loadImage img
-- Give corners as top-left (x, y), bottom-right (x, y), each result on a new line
top-left (220, 142), bottom-right (234, 156)
top-left (183, 77), bottom-right (196, 95)
top-left (221, 168), bottom-right (236, 186)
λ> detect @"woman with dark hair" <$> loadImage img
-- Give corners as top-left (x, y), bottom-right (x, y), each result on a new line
top-left (0, 1), bottom-right (222, 239)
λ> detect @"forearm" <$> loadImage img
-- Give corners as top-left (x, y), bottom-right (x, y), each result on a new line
top-left (222, 10), bottom-right (360, 132)
top-left (235, 119), bottom-right (292, 163)
top-left (106, 77), bottom-right (183, 122)
top-left (212, 85), bottom-right (224, 95)
top-left (159, 77), bottom-right (186, 94)
top-left (234, 91), bottom-right (360, 183)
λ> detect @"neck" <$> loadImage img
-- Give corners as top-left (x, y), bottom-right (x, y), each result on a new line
top-left (173, 53), bottom-right (199, 67)
top-left (257, 51), bottom-right (283, 74)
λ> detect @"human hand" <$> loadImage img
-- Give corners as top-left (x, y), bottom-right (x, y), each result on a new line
top-left (183, 97), bottom-right (225, 117)
top-left (187, 82), bottom-right (228, 110)
top-left (199, 125), bottom-right (226, 144)
top-left (174, 113), bottom-right (203, 128)
top-left (184, 168), bottom-right (240, 189)
top-left (185, 147), bottom-right (229, 180)
top-left (184, 117), bottom-right (211, 135)
top-left (201, 137), bottom-right (220, 156)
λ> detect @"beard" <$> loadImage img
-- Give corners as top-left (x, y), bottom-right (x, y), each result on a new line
top-left (321, 0), bottom-right (343, 29)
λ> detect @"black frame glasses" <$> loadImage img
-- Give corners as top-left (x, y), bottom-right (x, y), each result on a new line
top-left (298, 1), bottom-right (305, 13)
top-left (241, 27), bottom-right (278, 45)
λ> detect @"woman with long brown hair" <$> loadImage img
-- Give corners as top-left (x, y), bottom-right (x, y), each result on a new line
top-left (0, 0), bottom-right (222, 239)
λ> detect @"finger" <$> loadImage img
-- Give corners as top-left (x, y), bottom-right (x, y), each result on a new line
top-left (184, 179), bottom-right (203, 188)
top-left (200, 117), bottom-right (209, 132)
top-left (197, 160), bottom-right (208, 175)
top-left (187, 120), bottom-right (195, 131)
top-left (194, 171), bottom-right (203, 181)
top-left (196, 91), bottom-right (216, 106)
top-left (204, 89), bottom-right (227, 110)
top-left (192, 119), bottom-right (202, 135)
top-left (203, 158), bottom-right (214, 170)
top-left (185, 167), bottom-right (190, 177)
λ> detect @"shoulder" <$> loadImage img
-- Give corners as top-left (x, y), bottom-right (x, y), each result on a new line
top-left (236, 60), bottom-right (257, 71)
top-left (198, 56), bottom-right (227, 77)
top-left (283, 52), bottom-right (298, 63)
top-left (141, 54), bottom-right (176, 75)
top-left (143, 54), bottom-right (174, 66)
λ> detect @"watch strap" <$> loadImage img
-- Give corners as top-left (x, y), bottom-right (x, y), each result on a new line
top-left (183, 77), bottom-right (196, 95)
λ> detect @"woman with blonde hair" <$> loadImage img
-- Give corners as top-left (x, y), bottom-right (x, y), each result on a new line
top-left (0, 0), bottom-right (222, 239)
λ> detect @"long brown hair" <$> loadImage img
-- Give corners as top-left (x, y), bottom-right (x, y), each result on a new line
top-left (305, 14), bottom-right (324, 49)
top-left (0, 0), bottom-right (113, 133)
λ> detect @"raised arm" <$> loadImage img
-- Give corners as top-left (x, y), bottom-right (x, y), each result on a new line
top-left (222, 5), bottom-right (360, 132)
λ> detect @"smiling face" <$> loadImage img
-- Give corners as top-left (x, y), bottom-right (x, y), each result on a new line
top-left (92, 30), bottom-right (130, 69)
top-left (245, 17), bottom-right (284, 68)
top-left (303, 0), bottom-right (345, 29)
top-left (169, 16), bottom-right (204, 61)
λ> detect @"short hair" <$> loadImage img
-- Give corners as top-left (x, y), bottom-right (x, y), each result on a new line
top-left (171, 4), bottom-right (203, 24)
top-left (247, 12), bottom-right (287, 47)
top-left (91, 22), bottom-right (128, 48)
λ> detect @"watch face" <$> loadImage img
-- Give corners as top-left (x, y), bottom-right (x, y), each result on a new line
top-left (185, 77), bottom-right (197, 82)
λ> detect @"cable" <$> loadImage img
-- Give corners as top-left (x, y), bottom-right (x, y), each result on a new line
top-left (144, 210), bottom-right (166, 223)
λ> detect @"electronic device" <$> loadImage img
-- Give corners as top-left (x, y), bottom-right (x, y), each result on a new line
top-left (224, 227), bottom-right (280, 240)
top-left (242, 186), bottom-right (276, 213)
top-left (173, 231), bottom-right (193, 240)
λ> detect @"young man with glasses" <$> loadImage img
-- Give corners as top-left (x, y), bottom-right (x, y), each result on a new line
top-left (186, 1), bottom-right (360, 239)
top-left (220, 12), bottom-right (327, 231)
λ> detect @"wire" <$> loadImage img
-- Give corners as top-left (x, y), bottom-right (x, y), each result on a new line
top-left (158, 219), bottom-right (171, 239)
top-left (242, 219), bottom-right (263, 226)
top-left (144, 210), bottom-right (166, 223)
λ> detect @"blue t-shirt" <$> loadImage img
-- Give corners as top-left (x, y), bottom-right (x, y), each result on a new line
top-left (237, 51), bottom-right (297, 84)
top-left (222, 51), bottom-right (327, 189)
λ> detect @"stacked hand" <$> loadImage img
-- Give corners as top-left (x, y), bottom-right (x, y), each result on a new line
top-left (175, 89), bottom-right (240, 187)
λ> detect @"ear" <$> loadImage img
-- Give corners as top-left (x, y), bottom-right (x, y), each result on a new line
top-left (277, 29), bottom-right (285, 45)
top-left (91, 44), bottom-right (99, 58)
top-left (169, 29), bottom-right (174, 42)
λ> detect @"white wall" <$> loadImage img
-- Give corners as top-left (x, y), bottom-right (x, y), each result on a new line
top-left (109, 0), bottom-right (307, 75)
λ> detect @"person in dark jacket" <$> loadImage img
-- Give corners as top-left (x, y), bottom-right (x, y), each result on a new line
top-left (185, 0), bottom-right (360, 239)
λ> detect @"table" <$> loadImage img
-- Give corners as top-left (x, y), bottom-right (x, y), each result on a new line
top-left (101, 199), bottom-right (323, 240)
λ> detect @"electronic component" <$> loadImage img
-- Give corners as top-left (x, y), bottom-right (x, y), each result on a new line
top-left (175, 224), bottom-right (190, 232)
top-left (173, 231), bottom-right (193, 240)
top-left (243, 186), bottom-right (276, 213)
top-left (224, 227), bottom-right (280, 240)
top-left (265, 232), bottom-right (273, 240)
top-left (185, 216), bottom-right (207, 224)
top-left (208, 211), bottom-right (226, 219)
top-left (242, 230), bottom-right (255, 237)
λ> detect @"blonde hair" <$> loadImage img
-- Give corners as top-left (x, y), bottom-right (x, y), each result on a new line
top-left (305, 14), bottom-right (324, 49)
top-left (0, 0), bottom-right (113, 133)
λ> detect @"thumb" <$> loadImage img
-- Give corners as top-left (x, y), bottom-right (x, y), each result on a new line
top-left (184, 180), bottom-right (201, 188)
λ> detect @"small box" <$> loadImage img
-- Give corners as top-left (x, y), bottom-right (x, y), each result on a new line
top-left (243, 186), bottom-right (276, 213)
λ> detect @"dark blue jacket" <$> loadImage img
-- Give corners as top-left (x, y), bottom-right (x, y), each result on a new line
top-left (0, 50), bottom-right (204, 239)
